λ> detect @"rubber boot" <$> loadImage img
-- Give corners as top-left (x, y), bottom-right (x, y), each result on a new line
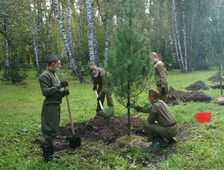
top-left (42, 146), bottom-right (58, 163)
top-left (151, 134), bottom-right (169, 148)
top-left (167, 137), bottom-right (177, 145)
top-left (109, 107), bottom-right (115, 119)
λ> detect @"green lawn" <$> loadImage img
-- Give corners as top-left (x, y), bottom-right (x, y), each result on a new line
top-left (0, 69), bottom-right (224, 169)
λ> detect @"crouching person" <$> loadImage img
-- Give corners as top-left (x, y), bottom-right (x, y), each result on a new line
top-left (135, 89), bottom-right (178, 148)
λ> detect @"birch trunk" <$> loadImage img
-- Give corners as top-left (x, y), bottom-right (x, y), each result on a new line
top-left (67, 0), bottom-right (73, 50)
top-left (77, 0), bottom-right (83, 61)
top-left (4, 38), bottom-right (9, 77)
top-left (156, 0), bottom-right (162, 53)
top-left (53, 0), bottom-right (84, 82)
top-left (104, 0), bottom-right (109, 69)
top-left (182, 9), bottom-right (188, 72)
top-left (85, 0), bottom-right (99, 66)
top-left (29, 2), bottom-right (40, 73)
top-left (171, 0), bottom-right (185, 72)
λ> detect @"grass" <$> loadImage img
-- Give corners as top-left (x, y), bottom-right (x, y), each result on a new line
top-left (0, 68), bottom-right (224, 169)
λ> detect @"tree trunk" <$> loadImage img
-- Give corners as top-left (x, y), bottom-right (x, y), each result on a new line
top-left (52, 0), bottom-right (84, 82)
top-left (171, 0), bottom-right (185, 72)
top-left (182, 9), bottom-right (188, 72)
top-left (104, 0), bottom-right (109, 69)
top-left (67, 0), bottom-right (73, 50)
top-left (77, 0), bottom-right (84, 62)
top-left (85, 0), bottom-right (99, 66)
top-left (156, 0), bottom-right (162, 53)
top-left (4, 38), bottom-right (9, 77)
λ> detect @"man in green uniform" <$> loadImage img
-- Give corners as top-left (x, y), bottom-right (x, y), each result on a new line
top-left (90, 65), bottom-right (114, 118)
top-left (135, 89), bottom-right (178, 147)
top-left (39, 54), bottom-right (69, 162)
top-left (150, 52), bottom-right (169, 102)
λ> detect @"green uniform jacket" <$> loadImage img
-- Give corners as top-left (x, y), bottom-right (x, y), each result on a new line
top-left (139, 100), bottom-right (177, 127)
top-left (148, 100), bottom-right (176, 127)
top-left (39, 69), bottom-right (65, 104)
top-left (154, 60), bottom-right (168, 87)
top-left (91, 69), bottom-right (112, 96)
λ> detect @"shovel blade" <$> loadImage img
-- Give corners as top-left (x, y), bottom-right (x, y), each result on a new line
top-left (67, 136), bottom-right (81, 149)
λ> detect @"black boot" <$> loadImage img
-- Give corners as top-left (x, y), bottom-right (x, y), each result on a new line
top-left (151, 134), bottom-right (169, 148)
top-left (167, 137), bottom-right (177, 145)
top-left (42, 146), bottom-right (58, 163)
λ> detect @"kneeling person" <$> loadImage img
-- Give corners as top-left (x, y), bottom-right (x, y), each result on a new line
top-left (135, 89), bottom-right (178, 147)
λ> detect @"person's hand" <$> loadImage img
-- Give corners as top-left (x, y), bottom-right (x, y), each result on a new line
top-left (60, 81), bottom-right (68, 87)
top-left (97, 96), bottom-right (101, 101)
top-left (93, 85), bottom-right (97, 91)
top-left (161, 87), bottom-right (166, 95)
top-left (61, 89), bottom-right (70, 96)
top-left (135, 106), bottom-right (142, 112)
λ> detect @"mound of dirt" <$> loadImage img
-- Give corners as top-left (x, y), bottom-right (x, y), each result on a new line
top-left (208, 74), bottom-right (224, 82)
top-left (185, 81), bottom-right (208, 90)
top-left (167, 87), bottom-right (212, 105)
top-left (210, 84), bottom-right (224, 89)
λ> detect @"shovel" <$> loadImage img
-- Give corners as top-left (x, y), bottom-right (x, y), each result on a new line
top-left (64, 87), bottom-right (81, 149)
top-left (94, 90), bottom-right (104, 110)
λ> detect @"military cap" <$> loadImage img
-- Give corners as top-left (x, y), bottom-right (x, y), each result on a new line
top-left (46, 54), bottom-right (60, 63)
top-left (150, 52), bottom-right (157, 59)
top-left (90, 65), bottom-right (99, 71)
top-left (148, 89), bottom-right (159, 98)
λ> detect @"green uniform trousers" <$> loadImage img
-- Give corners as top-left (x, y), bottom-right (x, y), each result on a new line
top-left (41, 104), bottom-right (60, 147)
top-left (146, 123), bottom-right (178, 140)
top-left (97, 90), bottom-right (114, 114)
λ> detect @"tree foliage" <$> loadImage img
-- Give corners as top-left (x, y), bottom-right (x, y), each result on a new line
top-left (107, 0), bottom-right (152, 135)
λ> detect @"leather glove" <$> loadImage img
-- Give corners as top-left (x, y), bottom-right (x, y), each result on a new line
top-left (93, 85), bottom-right (97, 91)
top-left (60, 81), bottom-right (68, 87)
top-left (61, 89), bottom-right (70, 96)
top-left (97, 96), bottom-right (102, 101)
top-left (161, 87), bottom-right (166, 95)
top-left (135, 106), bottom-right (143, 112)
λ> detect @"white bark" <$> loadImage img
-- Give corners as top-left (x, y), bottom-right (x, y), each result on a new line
top-left (171, 0), bottom-right (185, 72)
top-left (85, 0), bottom-right (99, 66)
top-left (182, 9), bottom-right (188, 72)
top-left (67, 0), bottom-right (73, 50)
top-left (29, 2), bottom-right (40, 73)
top-left (53, 0), bottom-right (84, 82)
top-left (4, 38), bottom-right (9, 76)
top-left (104, 0), bottom-right (109, 69)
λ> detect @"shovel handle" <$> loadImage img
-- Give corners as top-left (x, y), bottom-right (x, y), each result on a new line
top-left (64, 87), bottom-right (75, 136)
top-left (95, 90), bottom-right (104, 110)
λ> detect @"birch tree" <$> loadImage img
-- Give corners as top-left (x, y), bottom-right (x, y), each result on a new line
top-left (52, 0), bottom-right (84, 82)
top-left (85, 0), bottom-right (99, 66)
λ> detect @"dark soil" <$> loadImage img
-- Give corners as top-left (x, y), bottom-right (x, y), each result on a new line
top-left (185, 81), bottom-right (208, 90)
top-left (207, 74), bottom-right (224, 82)
top-left (34, 111), bottom-right (147, 151)
top-left (167, 86), bottom-right (212, 105)
top-left (210, 84), bottom-right (224, 89)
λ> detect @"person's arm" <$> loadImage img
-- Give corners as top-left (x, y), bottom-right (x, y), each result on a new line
top-left (135, 106), bottom-right (152, 113)
top-left (147, 106), bottom-right (157, 124)
top-left (39, 74), bottom-right (61, 97)
top-left (156, 64), bottom-right (168, 86)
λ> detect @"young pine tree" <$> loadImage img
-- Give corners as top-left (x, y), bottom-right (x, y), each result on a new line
top-left (107, 0), bottom-right (152, 135)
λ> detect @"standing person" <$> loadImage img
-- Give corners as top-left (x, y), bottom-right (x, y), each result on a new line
top-left (150, 52), bottom-right (169, 102)
top-left (39, 54), bottom-right (69, 162)
top-left (90, 65), bottom-right (114, 119)
top-left (135, 89), bottom-right (178, 148)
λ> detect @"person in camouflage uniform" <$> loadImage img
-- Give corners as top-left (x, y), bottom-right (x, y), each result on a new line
top-left (135, 89), bottom-right (178, 148)
top-left (90, 65), bottom-right (114, 118)
top-left (39, 54), bottom-right (69, 162)
top-left (150, 52), bottom-right (169, 102)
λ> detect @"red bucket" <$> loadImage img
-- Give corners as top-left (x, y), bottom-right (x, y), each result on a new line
top-left (196, 112), bottom-right (211, 123)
